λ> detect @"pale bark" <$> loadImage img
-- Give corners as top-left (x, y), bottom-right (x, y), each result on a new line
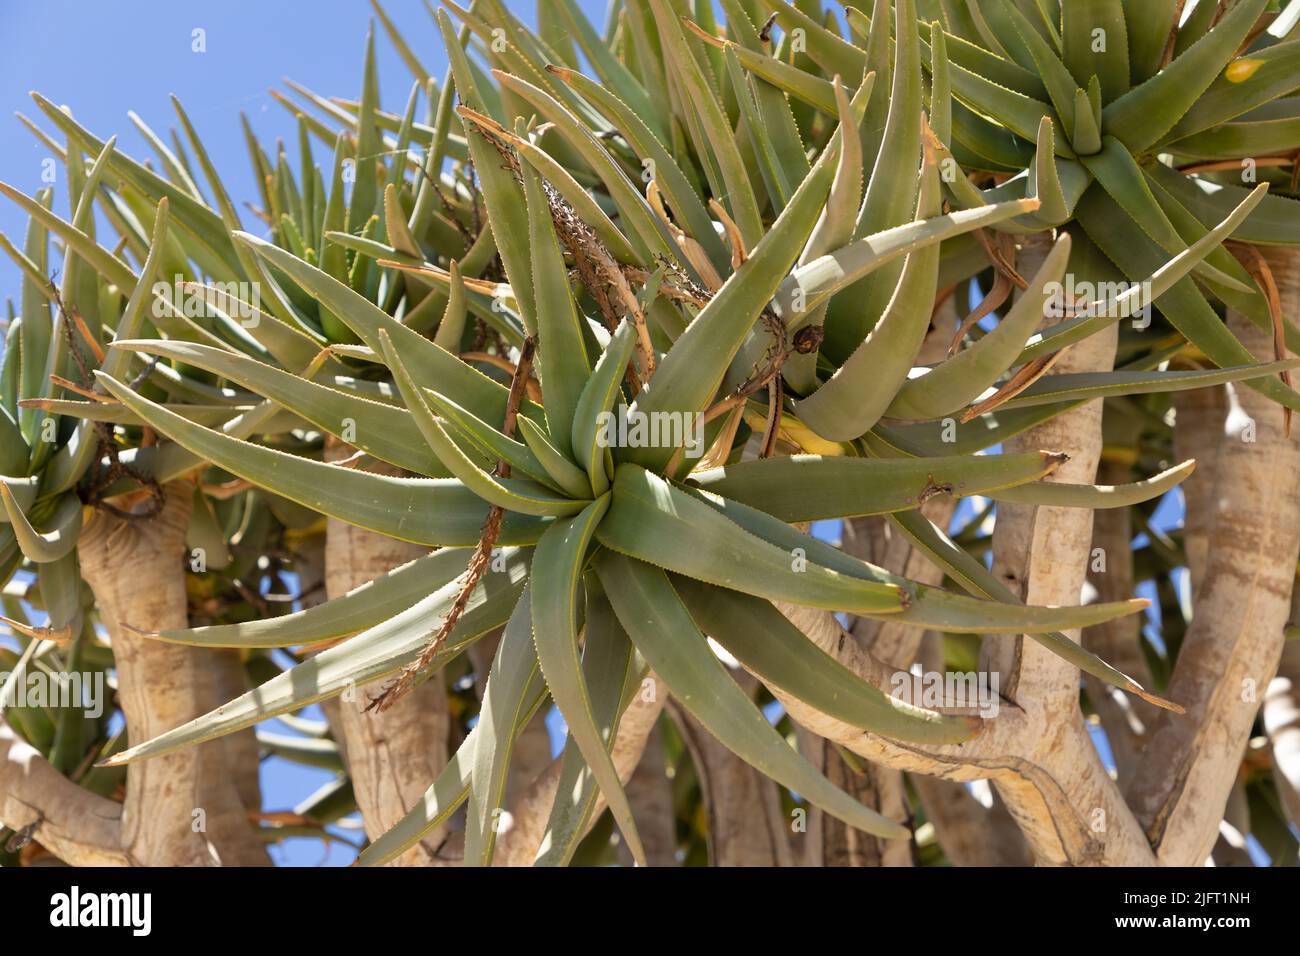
top-left (768, 602), bottom-right (1155, 864)
top-left (1125, 307), bottom-right (1300, 865)
top-left (78, 481), bottom-right (268, 865)
top-left (0, 719), bottom-right (128, 866)
top-left (797, 723), bottom-right (913, 866)
top-left (323, 442), bottom-right (451, 867)
top-left (671, 689), bottom-right (792, 866)
top-left (909, 632), bottom-right (1032, 866)
top-left (797, 498), bottom-right (957, 867)
top-left (912, 776), bottom-right (1032, 866)
top-left (757, 252), bottom-right (1158, 863)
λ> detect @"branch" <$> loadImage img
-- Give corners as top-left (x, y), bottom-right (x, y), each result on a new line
top-left (0, 719), bottom-right (128, 866)
top-left (768, 602), bottom-right (1154, 865)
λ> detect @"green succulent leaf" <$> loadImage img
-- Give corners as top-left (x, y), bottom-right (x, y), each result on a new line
top-left (530, 495), bottom-right (645, 865)
top-left (596, 550), bottom-right (908, 840)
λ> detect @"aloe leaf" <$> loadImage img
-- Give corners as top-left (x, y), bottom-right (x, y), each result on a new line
top-left (0, 181), bottom-right (135, 294)
top-left (1081, 138), bottom-right (1249, 292)
top-left (29, 92), bottom-right (242, 277)
top-left (774, 195), bottom-right (1040, 329)
top-left (1075, 185), bottom-right (1300, 413)
top-left (625, 155), bottom-right (836, 472)
top-left (688, 450), bottom-right (1061, 521)
top-left (508, 128), bottom-right (639, 266)
top-left (95, 372), bottom-right (551, 547)
top-left (685, 484), bottom-right (1148, 635)
top-left (113, 339), bottom-right (448, 477)
top-left (989, 459), bottom-right (1196, 509)
top-left (548, 65), bottom-right (729, 273)
top-left (421, 388), bottom-right (560, 492)
top-left (516, 417), bottom-right (594, 500)
top-left (437, 10), bottom-right (537, 330)
top-left (786, 76), bottom-right (869, 393)
top-left (465, 583), bottom-right (543, 866)
top-left (434, 260), bottom-right (469, 352)
top-left (0, 488), bottom-right (81, 563)
top-left (822, 0), bottom-right (924, 358)
top-left (552, 0), bottom-right (662, 139)
top-left (1001, 1), bottom-right (1084, 130)
top-left (1164, 38), bottom-right (1300, 143)
top-left (596, 465), bottom-right (907, 615)
top-left (944, 56), bottom-right (1057, 147)
top-left (596, 551), bottom-right (907, 840)
top-left (715, 37), bottom-right (841, 113)
top-left (889, 233), bottom-right (1071, 421)
top-left (1017, 184), bottom-right (1270, 366)
top-left (171, 95), bottom-right (305, 327)
top-left (255, 731), bottom-right (343, 772)
top-left (521, 161), bottom-right (591, 456)
top-left (571, 320), bottom-right (636, 496)
top-left (143, 547), bottom-right (477, 648)
top-left (770, 0), bottom-right (867, 81)
top-left (1145, 162), bottom-right (1300, 246)
top-left (794, 146), bottom-right (940, 440)
top-left (235, 231), bottom-right (542, 428)
top-left (996, 360), bottom-right (1300, 410)
top-left (1124, 0), bottom-right (1182, 84)
top-left (101, 548), bottom-right (531, 767)
top-left (530, 496), bottom-right (645, 865)
top-left (673, 576), bottom-right (976, 745)
top-left (1061, 0), bottom-right (1130, 102)
top-left (534, 583), bottom-right (639, 867)
top-left (379, 330), bottom-right (587, 518)
top-left (646, 0), bottom-right (762, 247)
top-left (888, 508), bottom-right (1178, 711)
top-left (1102, 0), bottom-right (1268, 152)
top-left (357, 662), bottom-right (546, 867)
top-left (492, 71), bottom-right (676, 270)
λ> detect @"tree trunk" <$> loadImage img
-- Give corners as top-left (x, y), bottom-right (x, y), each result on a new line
top-left (78, 481), bottom-right (268, 865)
top-left (322, 441), bottom-right (452, 866)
